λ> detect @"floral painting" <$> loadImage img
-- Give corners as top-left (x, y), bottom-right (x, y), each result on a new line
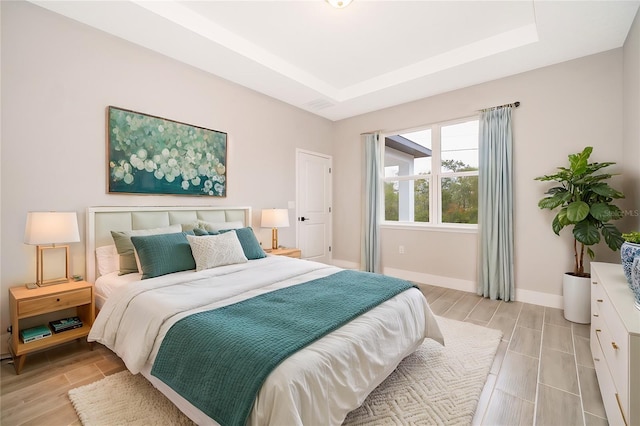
top-left (107, 106), bottom-right (227, 197)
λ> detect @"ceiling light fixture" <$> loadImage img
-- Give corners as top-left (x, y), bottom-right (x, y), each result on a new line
top-left (326, 0), bottom-right (353, 9)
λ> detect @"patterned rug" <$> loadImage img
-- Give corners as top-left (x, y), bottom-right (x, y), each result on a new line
top-left (69, 317), bottom-right (502, 425)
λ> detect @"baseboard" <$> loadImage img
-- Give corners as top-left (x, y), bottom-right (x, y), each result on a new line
top-left (331, 259), bottom-right (564, 309)
top-left (383, 267), bottom-right (477, 293)
top-left (331, 259), bottom-right (360, 270)
top-left (514, 288), bottom-right (563, 309)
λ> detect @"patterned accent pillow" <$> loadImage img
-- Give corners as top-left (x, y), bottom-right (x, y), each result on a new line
top-left (186, 232), bottom-right (248, 271)
top-left (220, 228), bottom-right (266, 260)
top-left (130, 232), bottom-right (196, 279)
top-left (194, 227), bottom-right (266, 260)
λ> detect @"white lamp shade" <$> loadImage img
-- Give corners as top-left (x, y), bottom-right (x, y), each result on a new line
top-left (24, 211), bottom-right (80, 245)
top-left (261, 209), bottom-right (290, 228)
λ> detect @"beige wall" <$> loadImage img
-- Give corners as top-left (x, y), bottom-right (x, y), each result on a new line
top-left (0, 2), bottom-right (333, 333)
top-left (333, 49), bottom-right (628, 307)
top-left (623, 9), bottom-right (640, 230)
top-left (1, 2), bottom-right (638, 343)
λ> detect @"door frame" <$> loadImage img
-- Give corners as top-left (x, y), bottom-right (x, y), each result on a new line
top-left (295, 148), bottom-right (333, 262)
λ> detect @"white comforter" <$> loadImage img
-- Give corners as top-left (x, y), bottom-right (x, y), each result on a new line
top-left (89, 256), bottom-right (444, 425)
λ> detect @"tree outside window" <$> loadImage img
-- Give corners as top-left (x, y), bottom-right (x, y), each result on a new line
top-left (383, 119), bottom-right (479, 226)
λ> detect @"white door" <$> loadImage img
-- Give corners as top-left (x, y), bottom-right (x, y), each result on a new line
top-left (296, 149), bottom-right (332, 263)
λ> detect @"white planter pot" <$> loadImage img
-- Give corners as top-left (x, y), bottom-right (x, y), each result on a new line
top-left (563, 273), bottom-right (591, 324)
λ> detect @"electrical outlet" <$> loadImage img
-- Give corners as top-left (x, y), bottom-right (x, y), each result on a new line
top-left (399, 245), bottom-right (405, 254)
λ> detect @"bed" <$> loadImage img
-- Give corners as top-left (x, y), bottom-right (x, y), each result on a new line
top-left (86, 206), bottom-right (444, 426)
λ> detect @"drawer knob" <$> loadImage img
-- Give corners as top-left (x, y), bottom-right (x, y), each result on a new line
top-left (592, 281), bottom-right (597, 285)
top-left (593, 313), bottom-right (599, 317)
top-left (596, 329), bottom-right (602, 333)
top-left (597, 299), bottom-right (603, 303)
top-left (594, 357), bottom-right (600, 362)
top-left (612, 342), bottom-right (619, 350)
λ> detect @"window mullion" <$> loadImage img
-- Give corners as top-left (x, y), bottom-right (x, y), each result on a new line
top-left (431, 125), bottom-right (441, 225)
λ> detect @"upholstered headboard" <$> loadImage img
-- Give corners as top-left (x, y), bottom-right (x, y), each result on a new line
top-left (86, 206), bottom-right (251, 283)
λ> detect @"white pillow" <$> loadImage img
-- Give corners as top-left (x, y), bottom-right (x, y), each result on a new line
top-left (96, 244), bottom-right (119, 276)
top-left (186, 232), bottom-right (247, 271)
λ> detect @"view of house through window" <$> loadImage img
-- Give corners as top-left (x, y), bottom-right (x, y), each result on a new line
top-left (383, 118), bottom-right (479, 225)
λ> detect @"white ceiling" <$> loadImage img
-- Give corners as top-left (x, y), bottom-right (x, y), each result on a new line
top-left (30, 0), bottom-right (640, 121)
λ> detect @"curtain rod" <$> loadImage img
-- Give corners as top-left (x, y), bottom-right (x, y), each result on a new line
top-left (480, 101), bottom-right (520, 112)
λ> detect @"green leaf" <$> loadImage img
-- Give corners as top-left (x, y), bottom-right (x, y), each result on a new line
top-left (587, 247), bottom-right (595, 260)
top-left (590, 203), bottom-right (623, 222)
top-left (556, 207), bottom-right (569, 226)
top-left (545, 187), bottom-right (567, 195)
top-left (552, 214), bottom-right (564, 235)
top-left (590, 183), bottom-right (624, 199)
top-left (566, 201), bottom-right (590, 222)
top-left (538, 192), bottom-right (569, 210)
top-left (568, 147), bottom-right (592, 175)
top-left (601, 223), bottom-right (624, 250)
top-left (573, 220), bottom-right (600, 246)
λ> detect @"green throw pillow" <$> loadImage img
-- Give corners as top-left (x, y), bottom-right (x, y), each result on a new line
top-left (193, 228), bottom-right (219, 236)
top-left (110, 224), bottom-right (182, 275)
top-left (220, 227), bottom-right (267, 260)
top-left (130, 232), bottom-right (196, 279)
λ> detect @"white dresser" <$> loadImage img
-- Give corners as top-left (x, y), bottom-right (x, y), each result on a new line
top-left (590, 262), bottom-right (640, 426)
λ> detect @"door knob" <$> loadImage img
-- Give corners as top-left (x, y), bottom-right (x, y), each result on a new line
top-left (299, 217), bottom-right (310, 222)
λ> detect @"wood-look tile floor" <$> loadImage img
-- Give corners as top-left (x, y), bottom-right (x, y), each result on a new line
top-left (0, 285), bottom-right (608, 426)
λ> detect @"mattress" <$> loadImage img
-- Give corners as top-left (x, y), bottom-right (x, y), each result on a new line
top-left (89, 256), bottom-right (443, 425)
top-left (94, 271), bottom-right (142, 309)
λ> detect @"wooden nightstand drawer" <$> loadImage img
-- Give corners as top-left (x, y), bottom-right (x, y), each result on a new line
top-left (18, 288), bottom-right (92, 318)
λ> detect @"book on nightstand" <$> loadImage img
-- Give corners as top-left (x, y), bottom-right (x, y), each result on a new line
top-left (20, 325), bottom-right (52, 343)
top-left (49, 316), bottom-right (83, 333)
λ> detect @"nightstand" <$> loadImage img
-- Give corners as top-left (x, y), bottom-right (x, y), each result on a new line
top-left (265, 248), bottom-right (302, 258)
top-left (8, 280), bottom-right (95, 374)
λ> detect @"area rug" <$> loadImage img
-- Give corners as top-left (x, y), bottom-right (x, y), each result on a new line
top-left (68, 317), bottom-right (502, 426)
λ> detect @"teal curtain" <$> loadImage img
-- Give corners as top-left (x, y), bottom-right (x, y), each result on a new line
top-left (478, 107), bottom-right (514, 301)
top-left (362, 133), bottom-right (381, 273)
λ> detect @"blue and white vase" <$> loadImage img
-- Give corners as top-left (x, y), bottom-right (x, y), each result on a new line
top-left (631, 257), bottom-right (640, 311)
top-left (621, 241), bottom-right (640, 284)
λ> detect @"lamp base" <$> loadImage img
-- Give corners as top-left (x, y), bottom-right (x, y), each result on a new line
top-left (271, 228), bottom-right (279, 250)
top-left (36, 244), bottom-right (71, 287)
top-left (37, 277), bottom-right (70, 287)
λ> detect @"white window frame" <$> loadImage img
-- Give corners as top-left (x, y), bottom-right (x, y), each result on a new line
top-left (381, 115), bottom-right (479, 231)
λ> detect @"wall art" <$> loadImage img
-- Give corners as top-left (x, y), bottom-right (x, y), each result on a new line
top-left (107, 106), bottom-right (227, 197)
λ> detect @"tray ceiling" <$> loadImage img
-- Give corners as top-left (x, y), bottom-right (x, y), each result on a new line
top-left (30, 0), bottom-right (640, 121)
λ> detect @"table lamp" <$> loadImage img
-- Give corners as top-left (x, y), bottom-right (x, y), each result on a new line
top-left (24, 211), bottom-right (80, 286)
top-left (261, 208), bottom-right (290, 249)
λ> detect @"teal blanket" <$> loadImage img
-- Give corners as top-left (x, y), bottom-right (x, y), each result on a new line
top-left (151, 269), bottom-right (415, 426)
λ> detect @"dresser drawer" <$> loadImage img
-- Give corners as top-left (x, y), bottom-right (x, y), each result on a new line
top-left (592, 325), bottom-right (627, 426)
top-left (18, 288), bottom-right (92, 317)
top-left (594, 291), bottom-right (629, 399)
top-left (595, 320), bottom-right (629, 415)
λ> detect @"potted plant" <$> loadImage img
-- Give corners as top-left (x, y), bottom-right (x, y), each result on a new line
top-left (621, 232), bottom-right (640, 284)
top-left (535, 146), bottom-right (625, 323)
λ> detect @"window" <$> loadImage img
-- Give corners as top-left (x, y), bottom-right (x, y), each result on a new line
top-left (383, 118), bottom-right (479, 226)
